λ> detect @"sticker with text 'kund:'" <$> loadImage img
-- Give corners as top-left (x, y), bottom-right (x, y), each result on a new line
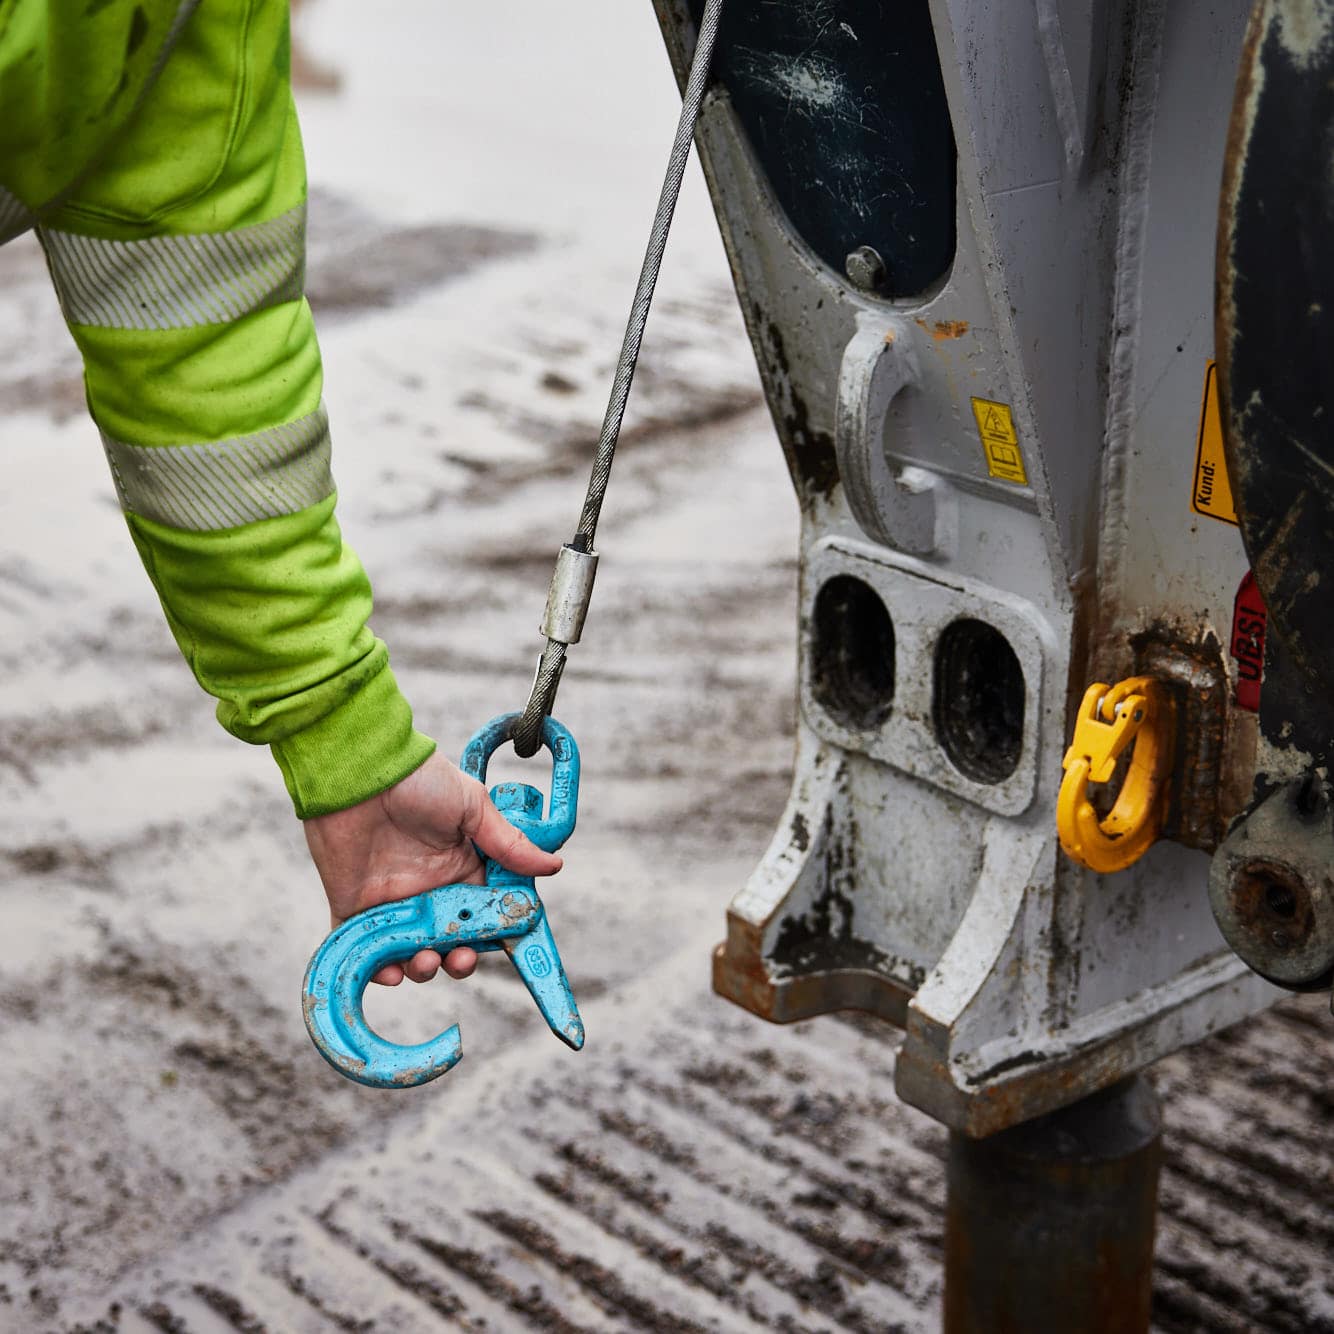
top-left (1192, 361), bottom-right (1237, 525)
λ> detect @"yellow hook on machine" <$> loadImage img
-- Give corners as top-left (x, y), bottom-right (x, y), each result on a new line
top-left (1057, 676), bottom-right (1174, 874)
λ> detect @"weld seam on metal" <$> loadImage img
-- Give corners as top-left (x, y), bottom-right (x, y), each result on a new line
top-left (43, 203), bottom-right (306, 330)
top-left (101, 403), bottom-right (333, 531)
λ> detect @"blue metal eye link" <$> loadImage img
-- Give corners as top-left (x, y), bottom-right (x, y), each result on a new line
top-left (302, 714), bottom-right (584, 1089)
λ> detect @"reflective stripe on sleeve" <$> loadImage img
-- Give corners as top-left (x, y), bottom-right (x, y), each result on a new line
top-left (101, 404), bottom-right (334, 530)
top-left (0, 187), bottom-right (34, 245)
top-left (43, 203), bottom-right (306, 330)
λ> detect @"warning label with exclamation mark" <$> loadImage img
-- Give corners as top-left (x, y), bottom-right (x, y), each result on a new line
top-left (970, 397), bottom-right (1029, 485)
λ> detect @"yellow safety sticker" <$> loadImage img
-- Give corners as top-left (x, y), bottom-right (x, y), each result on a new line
top-left (1191, 361), bottom-right (1237, 525)
top-left (971, 397), bottom-right (1029, 485)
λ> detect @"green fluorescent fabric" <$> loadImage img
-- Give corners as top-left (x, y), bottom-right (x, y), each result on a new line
top-left (0, 0), bottom-right (435, 817)
top-left (0, 0), bottom-right (199, 223)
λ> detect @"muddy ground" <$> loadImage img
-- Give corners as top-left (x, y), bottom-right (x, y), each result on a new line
top-left (0, 3), bottom-right (1330, 1331)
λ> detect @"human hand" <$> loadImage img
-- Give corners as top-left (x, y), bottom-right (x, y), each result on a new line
top-left (303, 751), bottom-right (562, 986)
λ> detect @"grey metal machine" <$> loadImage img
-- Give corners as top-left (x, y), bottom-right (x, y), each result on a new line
top-left (649, 0), bottom-right (1333, 1326)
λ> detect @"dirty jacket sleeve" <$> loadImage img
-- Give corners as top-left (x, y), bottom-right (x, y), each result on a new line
top-left (3, 1), bottom-right (435, 818)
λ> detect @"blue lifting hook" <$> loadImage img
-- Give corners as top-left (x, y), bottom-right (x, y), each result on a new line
top-left (302, 713), bottom-right (584, 1088)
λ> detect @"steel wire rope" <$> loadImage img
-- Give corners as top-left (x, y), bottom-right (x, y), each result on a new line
top-left (512, 0), bottom-right (724, 757)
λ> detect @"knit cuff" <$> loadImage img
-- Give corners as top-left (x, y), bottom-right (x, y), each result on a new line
top-left (270, 662), bottom-right (436, 818)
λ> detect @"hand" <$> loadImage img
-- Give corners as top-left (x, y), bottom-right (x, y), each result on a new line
top-left (303, 751), bottom-right (562, 986)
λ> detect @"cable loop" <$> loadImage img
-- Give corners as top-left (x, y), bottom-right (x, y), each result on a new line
top-left (513, 641), bottom-right (567, 758)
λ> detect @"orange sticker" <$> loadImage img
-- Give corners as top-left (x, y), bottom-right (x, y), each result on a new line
top-left (1191, 362), bottom-right (1237, 525)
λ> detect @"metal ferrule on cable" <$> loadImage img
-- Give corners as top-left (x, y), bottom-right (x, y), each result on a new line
top-left (512, 544), bottom-right (600, 758)
top-left (510, 0), bottom-right (722, 758)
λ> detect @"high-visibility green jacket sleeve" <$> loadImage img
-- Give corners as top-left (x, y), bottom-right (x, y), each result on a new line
top-left (0, 0), bottom-right (435, 817)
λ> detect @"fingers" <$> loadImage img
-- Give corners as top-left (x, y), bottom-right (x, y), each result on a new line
top-left (370, 949), bottom-right (478, 986)
top-left (371, 953), bottom-right (438, 985)
top-left (468, 791), bottom-right (564, 878)
top-left (443, 946), bottom-right (478, 979)
top-left (402, 947), bottom-right (476, 982)
top-left (404, 949), bottom-right (443, 983)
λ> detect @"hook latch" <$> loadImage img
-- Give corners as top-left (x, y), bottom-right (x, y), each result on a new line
top-left (1057, 676), bottom-right (1174, 874)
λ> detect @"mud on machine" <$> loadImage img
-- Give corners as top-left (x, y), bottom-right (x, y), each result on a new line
top-left (651, 1), bottom-right (1334, 1328)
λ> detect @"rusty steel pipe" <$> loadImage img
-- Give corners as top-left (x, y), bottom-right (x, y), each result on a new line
top-left (943, 1076), bottom-right (1163, 1334)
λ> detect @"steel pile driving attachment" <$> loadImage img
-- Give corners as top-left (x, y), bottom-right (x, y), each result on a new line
top-left (302, 714), bottom-right (583, 1088)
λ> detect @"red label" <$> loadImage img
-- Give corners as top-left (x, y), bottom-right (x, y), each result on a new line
top-left (1230, 571), bottom-right (1267, 711)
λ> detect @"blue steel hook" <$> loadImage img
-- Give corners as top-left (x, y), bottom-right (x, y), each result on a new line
top-left (302, 713), bottom-right (584, 1088)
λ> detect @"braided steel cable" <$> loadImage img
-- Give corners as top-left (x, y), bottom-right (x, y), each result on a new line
top-left (573, 0), bottom-right (724, 549)
top-left (513, 640), bottom-right (567, 757)
top-left (512, 0), bottom-right (723, 758)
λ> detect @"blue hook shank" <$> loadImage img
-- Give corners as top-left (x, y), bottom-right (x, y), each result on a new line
top-left (303, 882), bottom-right (546, 1088)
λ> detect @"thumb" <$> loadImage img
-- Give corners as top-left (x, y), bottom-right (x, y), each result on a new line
top-left (467, 792), bottom-right (564, 879)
